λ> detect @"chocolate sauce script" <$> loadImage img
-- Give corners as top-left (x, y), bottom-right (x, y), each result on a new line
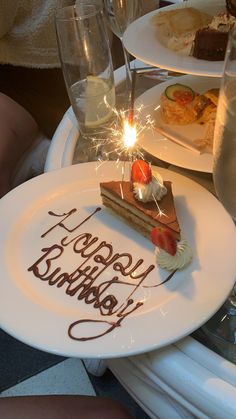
top-left (28, 207), bottom-right (175, 341)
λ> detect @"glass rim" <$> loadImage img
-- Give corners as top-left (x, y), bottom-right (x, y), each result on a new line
top-left (56, 4), bottom-right (102, 21)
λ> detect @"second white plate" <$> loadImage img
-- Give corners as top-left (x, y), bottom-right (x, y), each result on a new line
top-left (136, 75), bottom-right (221, 173)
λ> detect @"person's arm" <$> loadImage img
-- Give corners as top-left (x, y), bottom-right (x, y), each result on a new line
top-left (0, 1), bottom-right (19, 37)
top-left (0, 395), bottom-right (133, 419)
top-left (0, 93), bottom-right (38, 197)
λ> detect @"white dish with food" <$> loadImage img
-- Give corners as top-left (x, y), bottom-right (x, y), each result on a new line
top-left (0, 162), bottom-right (236, 358)
top-left (136, 75), bottom-right (221, 173)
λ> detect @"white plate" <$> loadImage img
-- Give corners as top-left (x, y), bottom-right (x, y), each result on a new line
top-left (123, 0), bottom-right (225, 77)
top-left (0, 162), bottom-right (235, 358)
top-left (136, 75), bottom-right (221, 173)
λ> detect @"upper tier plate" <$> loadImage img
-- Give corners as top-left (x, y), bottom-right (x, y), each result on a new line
top-left (123, 0), bottom-right (226, 77)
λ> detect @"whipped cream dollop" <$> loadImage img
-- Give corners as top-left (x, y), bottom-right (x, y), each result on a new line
top-left (155, 239), bottom-right (192, 271)
top-left (133, 174), bottom-right (167, 203)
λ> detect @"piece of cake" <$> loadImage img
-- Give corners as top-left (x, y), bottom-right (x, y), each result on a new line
top-left (100, 179), bottom-right (180, 241)
top-left (100, 160), bottom-right (192, 271)
top-left (100, 160), bottom-right (180, 241)
top-left (192, 28), bottom-right (228, 61)
top-left (192, 12), bottom-right (236, 61)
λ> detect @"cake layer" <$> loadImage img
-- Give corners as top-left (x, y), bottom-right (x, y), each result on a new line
top-left (100, 180), bottom-right (181, 241)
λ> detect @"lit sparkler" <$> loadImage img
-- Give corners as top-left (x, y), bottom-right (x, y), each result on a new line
top-left (123, 118), bottom-right (137, 151)
top-left (84, 75), bottom-right (166, 218)
top-left (87, 69), bottom-right (156, 164)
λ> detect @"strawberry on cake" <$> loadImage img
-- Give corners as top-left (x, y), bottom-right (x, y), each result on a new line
top-left (100, 160), bottom-right (192, 271)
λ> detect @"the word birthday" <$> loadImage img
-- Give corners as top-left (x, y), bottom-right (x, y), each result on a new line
top-left (28, 207), bottom-right (176, 341)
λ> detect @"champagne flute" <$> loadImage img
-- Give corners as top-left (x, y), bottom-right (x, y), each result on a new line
top-left (103, 0), bottom-right (142, 88)
top-left (203, 27), bottom-right (236, 363)
top-left (55, 0), bottom-right (115, 161)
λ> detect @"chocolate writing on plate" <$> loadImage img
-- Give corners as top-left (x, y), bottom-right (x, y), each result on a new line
top-left (28, 207), bottom-right (176, 341)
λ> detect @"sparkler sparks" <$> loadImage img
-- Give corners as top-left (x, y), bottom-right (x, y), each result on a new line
top-left (151, 193), bottom-right (167, 219)
top-left (80, 93), bottom-right (165, 219)
top-left (86, 101), bottom-right (156, 164)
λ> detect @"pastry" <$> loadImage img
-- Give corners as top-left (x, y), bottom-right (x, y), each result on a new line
top-left (192, 12), bottom-right (236, 61)
top-left (151, 7), bottom-right (212, 55)
top-left (100, 160), bottom-right (192, 270)
top-left (100, 160), bottom-right (192, 271)
top-left (100, 160), bottom-right (180, 240)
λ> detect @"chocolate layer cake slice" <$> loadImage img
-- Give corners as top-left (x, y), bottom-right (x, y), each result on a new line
top-left (192, 12), bottom-right (236, 61)
top-left (100, 180), bottom-right (180, 241)
top-left (192, 28), bottom-right (228, 61)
